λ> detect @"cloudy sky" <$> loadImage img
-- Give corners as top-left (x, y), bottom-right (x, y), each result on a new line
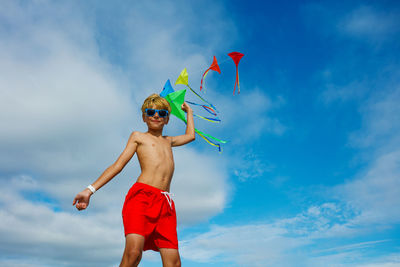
top-left (1, 0), bottom-right (400, 266)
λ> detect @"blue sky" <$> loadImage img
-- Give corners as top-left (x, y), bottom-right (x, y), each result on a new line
top-left (1, 0), bottom-right (400, 266)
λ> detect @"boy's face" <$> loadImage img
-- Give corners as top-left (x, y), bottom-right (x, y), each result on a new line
top-left (142, 105), bottom-right (169, 131)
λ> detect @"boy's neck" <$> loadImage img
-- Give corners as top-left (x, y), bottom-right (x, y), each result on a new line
top-left (147, 128), bottom-right (163, 137)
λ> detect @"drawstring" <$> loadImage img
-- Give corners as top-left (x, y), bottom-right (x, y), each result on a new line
top-left (161, 191), bottom-right (174, 209)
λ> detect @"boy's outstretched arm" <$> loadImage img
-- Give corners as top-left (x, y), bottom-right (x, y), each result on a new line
top-left (72, 131), bottom-right (139, 211)
top-left (170, 102), bottom-right (195, 147)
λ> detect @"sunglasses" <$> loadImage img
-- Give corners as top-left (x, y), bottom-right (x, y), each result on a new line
top-left (145, 108), bottom-right (169, 118)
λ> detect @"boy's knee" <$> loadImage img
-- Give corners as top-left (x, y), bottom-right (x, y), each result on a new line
top-left (125, 248), bottom-right (142, 264)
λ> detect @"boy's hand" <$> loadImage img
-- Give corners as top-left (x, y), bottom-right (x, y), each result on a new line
top-left (181, 102), bottom-right (192, 113)
top-left (72, 189), bottom-right (92, 211)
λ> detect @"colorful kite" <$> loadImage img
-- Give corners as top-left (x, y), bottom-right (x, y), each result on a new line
top-left (160, 86), bottom-right (226, 151)
top-left (200, 56), bottom-right (221, 92)
top-left (156, 51), bottom-right (246, 151)
top-left (228, 52), bottom-right (244, 94)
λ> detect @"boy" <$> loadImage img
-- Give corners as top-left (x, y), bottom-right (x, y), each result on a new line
top-left (73, 93), bottom-right (195, 267)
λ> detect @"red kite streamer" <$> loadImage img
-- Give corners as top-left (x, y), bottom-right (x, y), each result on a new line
top-left (228, 52), bottom-right (244, 94)
top-left (200, 56), bottom-right (221, 91)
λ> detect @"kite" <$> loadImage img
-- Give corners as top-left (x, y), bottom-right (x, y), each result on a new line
top-left (161, 80), bottom-right (220, 123)
top-left (156, 51), bottom-right (246, 151)
top-left (228, 52), bottom-right (244, 94)
top-left (200, 56), bottom-right (221, 92)
top-left (161, 87), bottom-right (227, 152)
top-left (175, 68), bottom-right (218, 113)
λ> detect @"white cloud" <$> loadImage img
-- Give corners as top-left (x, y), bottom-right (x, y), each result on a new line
top-left (349, 86), bottom-right (400, 149)
top-left (218, 88), bottom-right (286, 142)
top-left (313, 240), bottom-right (391, 254)
top-left (180, 223), bottom-right (309, 267)
top-left (179, 202), bottom-right (384, 266)
top-left (168, 148), bottom-right (230, 225)
top-left (179, 200), bottom-right (396, 267)
top-left (0, 177), bottom-right (123, 267)
top-left (232, 149), bottom-right (275, 181)
top-left (333, 86), bottom-right (400, 227)
top-left (319, 80), bottom-right (368, 104)
top-left (334, 150), bottom-right (400, 226)
top-left (338, 6), bottom-right (400, 40)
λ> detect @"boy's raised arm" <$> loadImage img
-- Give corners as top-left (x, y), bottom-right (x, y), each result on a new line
top-left (73, 131), bottom-right (139, 210)
top-left (170, 102), bottom-right (195, 147)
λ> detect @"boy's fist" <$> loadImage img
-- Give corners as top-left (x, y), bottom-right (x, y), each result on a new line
top-left (181, 102), bottom-right (192, 113)
top-left (73, 189), bottom-right (92, 211)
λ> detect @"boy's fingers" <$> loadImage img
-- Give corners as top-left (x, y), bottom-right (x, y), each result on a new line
top-left (73, 195), bottom-right (84, 206)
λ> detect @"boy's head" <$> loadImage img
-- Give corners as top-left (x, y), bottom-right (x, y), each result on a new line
top-left (141, 93), bottom-right (171, 130)
top-left (141, 93), bottom-right (171, 114)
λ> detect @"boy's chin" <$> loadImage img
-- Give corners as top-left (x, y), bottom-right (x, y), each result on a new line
top-left (147, 124), bottom-right (165, 130)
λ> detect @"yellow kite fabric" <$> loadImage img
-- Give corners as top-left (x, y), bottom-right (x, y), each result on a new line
top-left (175, 68), bottom-right (189, 87)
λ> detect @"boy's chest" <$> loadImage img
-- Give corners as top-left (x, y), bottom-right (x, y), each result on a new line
top-left (139, 138), bottom-right (172, 156)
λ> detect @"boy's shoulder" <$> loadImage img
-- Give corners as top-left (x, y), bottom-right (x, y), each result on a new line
top-left (128, 131), bottom-right (145, 143)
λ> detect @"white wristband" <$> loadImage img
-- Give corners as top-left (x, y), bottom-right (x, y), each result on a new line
top-left (87, 185), bottom-right (96, 194)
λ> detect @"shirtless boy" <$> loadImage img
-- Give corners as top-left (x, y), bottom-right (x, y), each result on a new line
top-left (72, 93), bottom-right (195, 267)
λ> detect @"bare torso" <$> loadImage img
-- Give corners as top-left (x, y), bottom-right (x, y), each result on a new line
top-left (135, 132), bottom-right (174, 192)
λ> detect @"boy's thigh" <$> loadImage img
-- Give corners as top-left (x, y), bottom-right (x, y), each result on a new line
top-left (159, 248), bottom-right (180, 264)
top-left (124, 233), bottom-right (145, 251)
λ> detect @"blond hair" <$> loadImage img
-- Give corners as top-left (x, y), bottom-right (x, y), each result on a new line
top-left (141, 93), bottom-right (171, 114)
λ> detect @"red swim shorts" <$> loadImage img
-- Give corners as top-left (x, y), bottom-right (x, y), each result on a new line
top-left (122, 182), bottom-right (178, 251)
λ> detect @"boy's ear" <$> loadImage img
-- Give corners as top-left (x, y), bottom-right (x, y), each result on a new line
top-left (142, 113), bottom-right (146, 122)
top-left (165, 116), bottom-right (169, 124)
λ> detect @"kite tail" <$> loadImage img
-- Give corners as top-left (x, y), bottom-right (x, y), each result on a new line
top-left (194, 114), bottom-right (221, 123)
top-left (195, 129), bottom-right (227, 143)
top-left (202, 105), bottom-right (217, 116)
top-left (195, 128), bottom-right (227, 152)
top-left (200, 69), bottom-right (210, 91)
top-left (186, 100), bottom-right (218, 116)
top-left (237, 69), bottom-right (240, 94)
top-left (196, 131), bottom-right (221, 152)
top-left (233, 68), bottom-right (238, 95)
